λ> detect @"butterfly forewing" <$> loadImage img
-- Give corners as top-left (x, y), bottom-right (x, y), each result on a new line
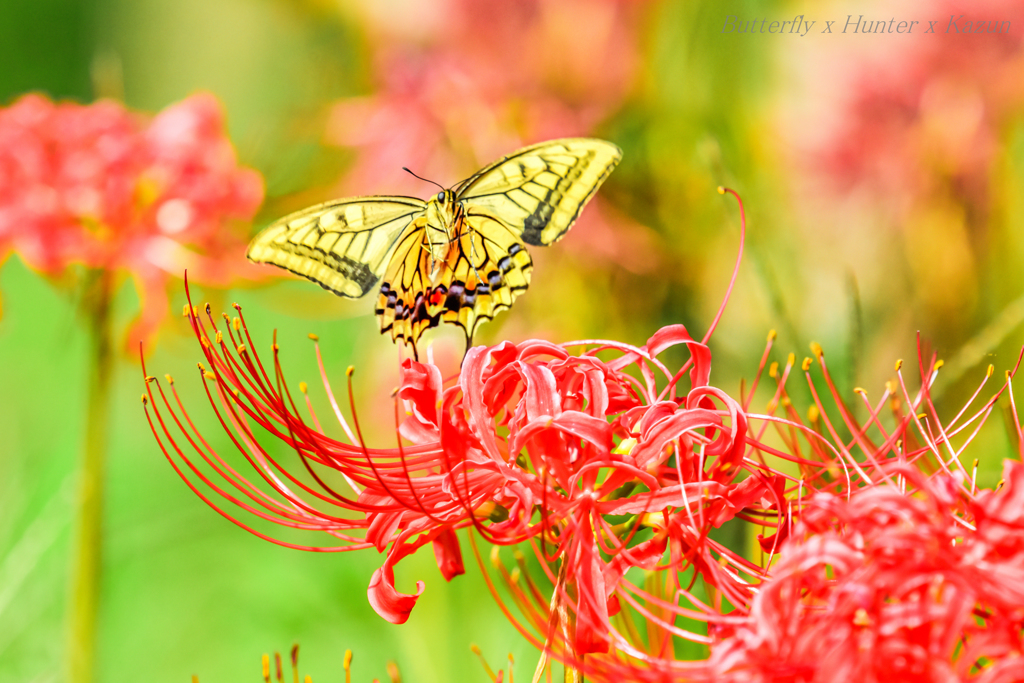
top-left (246, 196), bottom-right (426, 298)
top-left (457, 138), bottom-right (621, 246)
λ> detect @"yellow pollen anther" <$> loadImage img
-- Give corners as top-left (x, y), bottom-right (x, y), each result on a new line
top-left (769, 361), bottom-right (778, 378)
top-left (854, 387), bottom-right (866, 395)
top-left (308, 333), bottom-right (319, 342)
top-left (204, 303), bottom-right (211, 315)
top-left (232, 317), bottom-right (241, 331)
top-left (987, 364), bottom-right (995, 378)
top-left (489, 546), bottom-right (501, 568)
top-left (271, 343), bottom-right (279, 353)
top-left (787, 352), bottom-right (795, 367)
top-left (233, 302), bottom-right (241, 311)
top-left (801, 357), bottom-right (812, 371)
top-left (192, 305), bottom-right (200, 317)
top-left (886, 380), bottom-right (897, 394)
top-left (717, 186), bottom-right (726, 194)
top-left (165, 374), bottom-right (174, 384)
top-left (145, 375), bottom-right (155, 382)
top-left (1006, 370), bottom-right (1012, 381)
top-left (810, 341), bottom-right (823, 358)
top-left (934, 359), bottom-right (944, 370)
top-left (781, 397), bottom-right (792, 408)
top-left (197, 362), bottom-right (206, 371)
top-left (262, 654), bottom-right (270, 682)
top-left (299, 381), bottom-right (308, 394)
top-left (916, 412), bottom-right (928, 420)
top-left (204, 371), bottom-right (216, 381)
top-left (346, 366), bottom-right (355, 377)
top-left (200, 336), bottom-right (210, 348)
top-left (895, 358), bottom-right (903, 371)
top-left (509, 567), bottom-right (520, 584)
top-left (141, 394), bottom-right (148, 404)
top-left (807, 405), bottom-right (819, 422)
top-left (182, 304), bottom-right (190, 317)
top-left (215, 331), bottom-right (223, 344)
top-left (767, 329), bottom-right (777, 342)
top-left (237, 344), bottom-right (246, 354)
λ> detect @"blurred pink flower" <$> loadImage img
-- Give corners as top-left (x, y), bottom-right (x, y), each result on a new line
top-left (322, 0), bottom-right (657, 278)
top-left (0, 92), bottom-right (264, 343)
top-left (795, 0), bottom-right (1024, 220)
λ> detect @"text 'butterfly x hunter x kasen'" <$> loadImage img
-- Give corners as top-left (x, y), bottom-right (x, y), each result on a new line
top-left (246, 138), bottom-right (621, 357)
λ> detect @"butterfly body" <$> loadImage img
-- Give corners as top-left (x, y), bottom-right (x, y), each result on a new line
top-left (247, 138), bottom-right (621, 354)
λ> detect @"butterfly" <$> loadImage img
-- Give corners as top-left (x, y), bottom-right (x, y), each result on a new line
top-left (246, 138), bottom-right (621, 356)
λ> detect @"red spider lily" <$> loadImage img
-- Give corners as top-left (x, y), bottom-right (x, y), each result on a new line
top-left (0, 92), bottom-right (263, 342)
top-left (143, 189), bottom-right (758, 635)
top-left (473, 350), bottom-right (1024, 683)
top-left (707, 459), bottom-right (1024, 683)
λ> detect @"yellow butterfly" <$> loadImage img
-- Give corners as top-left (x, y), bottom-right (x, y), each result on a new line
top-left (246, 138), bottom-right (621, 355)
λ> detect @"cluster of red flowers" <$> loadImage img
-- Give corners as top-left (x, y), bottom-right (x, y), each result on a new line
top-left (145, 193), bottom-right (1024, 681)
top-left (0, 92), bottom-right (263, 341)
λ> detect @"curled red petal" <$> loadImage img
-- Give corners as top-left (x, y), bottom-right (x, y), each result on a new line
top-left (431, 527), bottom-right (465, 581)
top-left (398, 358), bottom-right (443, 442)
top-left (367, 549), bottom-right (426, 625)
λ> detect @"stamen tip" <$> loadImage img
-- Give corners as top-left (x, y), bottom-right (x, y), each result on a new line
top-left (308, 333), bottom-right (319, 342)
top-left (299, 381), bottom-right (308, 394)
top-left (809, 341), bottom-right (823, 358)
top-left (346, 365), bottom-right (355, 377)
top-left (801, 356), bottom-right (813, 371)
top-left (895, 358), bottom-right (903, 371)
top-left (767, 328), bottom-right (777, 342)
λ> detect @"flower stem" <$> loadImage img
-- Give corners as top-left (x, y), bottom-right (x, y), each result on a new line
top-left (69, 269), bottom-right (114, 683)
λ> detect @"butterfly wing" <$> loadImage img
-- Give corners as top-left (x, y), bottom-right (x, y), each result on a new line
top-left (456, 138), bottom-right (621, 246)
top-left (375, 212), bottom-right (535, 347)
top-left (246, 196), bottom-right (427, 298)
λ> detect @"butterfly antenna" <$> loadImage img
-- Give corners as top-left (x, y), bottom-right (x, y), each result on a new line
top-left (402, 167), bottom-right (445, 192)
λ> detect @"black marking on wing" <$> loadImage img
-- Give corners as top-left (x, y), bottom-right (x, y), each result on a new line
top-left (268, 241), bottom-right (379, 296)
top-left (522, 201), bottom-right (554, 246)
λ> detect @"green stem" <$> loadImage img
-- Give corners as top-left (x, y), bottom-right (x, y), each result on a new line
top-left (69, 269), bottom-right (114, 683)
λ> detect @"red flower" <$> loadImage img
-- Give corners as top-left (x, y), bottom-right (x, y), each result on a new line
top-left (0, 92), bottom-right (263, 342)
top-left (710, 463), bottom-right (1024, 682)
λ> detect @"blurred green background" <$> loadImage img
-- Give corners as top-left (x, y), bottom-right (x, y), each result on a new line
top-left (2, 0), bottom-right (1024, 680)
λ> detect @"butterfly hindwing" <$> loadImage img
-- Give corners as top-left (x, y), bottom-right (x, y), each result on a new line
top-left (374, 214), bottom-right (534, 346)
top-left (246, 196), bottom-right (426, 298)
top-left (457, 138), bottom-right (621, 246)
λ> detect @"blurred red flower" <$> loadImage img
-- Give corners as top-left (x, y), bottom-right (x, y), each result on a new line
top-left (710, 461), bottom-right (1024, 683)
top-left (0, 92), bottom-right (263, 342)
